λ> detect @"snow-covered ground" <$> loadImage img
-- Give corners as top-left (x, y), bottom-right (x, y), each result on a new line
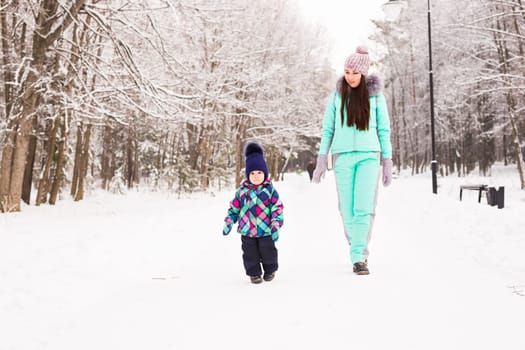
top-left (1, 165), bottom-right (525, 350)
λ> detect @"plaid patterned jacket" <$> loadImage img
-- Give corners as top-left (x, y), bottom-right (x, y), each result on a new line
top-left (223, 179), bottom-right (284, 240)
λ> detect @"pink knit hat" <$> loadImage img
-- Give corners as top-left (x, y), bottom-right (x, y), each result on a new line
top-left (344, 46), bottom-right (370, 76)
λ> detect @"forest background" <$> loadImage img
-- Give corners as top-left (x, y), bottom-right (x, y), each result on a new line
top-left (0, 0), bottom-right (524, 213)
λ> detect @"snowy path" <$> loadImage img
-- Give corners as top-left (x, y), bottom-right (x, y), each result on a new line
top-left (1, 173), bottom-right (525, 350)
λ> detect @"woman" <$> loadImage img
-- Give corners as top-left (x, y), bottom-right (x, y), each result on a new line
top-left (312, 46), bottom-right (393, 275)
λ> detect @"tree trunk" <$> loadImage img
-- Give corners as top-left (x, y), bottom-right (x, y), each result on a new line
top-left (126, 127), bottom-right (135, 189)
top-left (188, 123), bottom-right (199, 170)
top-left (508, 113), bottom-right (525, 189)
top-left (0, 129), bottom-right (15, 212)
top-left (101, 124), bottom-right (113, 190)
top-left (278, 147), bottom-right (291, 181)
top-left (8, 104), bottom-right (35, 211)
top-left (511, 4), bottom-right (525, 67)
top-left (21, 115), bottom-right (39, 204)
top-left (167, 132), bottom-right (178, 190)
top-left (390, 81), bottom-right (401, 171)
top-left (74, 124), bottom-right (92, 201)
top-left (199, 130), bottom-right (211, 190)
top-left (36, 120), bottom-right (58, 205)
top-left (0, 0), bottom-right (13, 119)
top-left (235, 117), bottom-right (247, 188)
top-left (0, 0), bottom-right (16, 212)
top-left (71, 124), bottom-right (83, 197)
top-left (134, 137), bottom-right (140, 187)
top-left (49, 120), bottom-right (66, 205)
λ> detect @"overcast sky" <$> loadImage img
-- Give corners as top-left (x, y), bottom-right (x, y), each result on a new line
top-left (297, 0), bottom-right (386, 71)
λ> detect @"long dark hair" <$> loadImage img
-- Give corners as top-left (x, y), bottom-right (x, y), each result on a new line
top-left (340, 76), bottom-right (370, 130)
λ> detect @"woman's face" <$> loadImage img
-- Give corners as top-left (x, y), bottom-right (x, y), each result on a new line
top-left (249, 170), bottom-right (265, 185)
top-left (344, 68), bottom-right (362, 88)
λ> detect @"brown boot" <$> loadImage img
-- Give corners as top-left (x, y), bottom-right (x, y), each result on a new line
top-left (353, 262), bottom-right (369, 275)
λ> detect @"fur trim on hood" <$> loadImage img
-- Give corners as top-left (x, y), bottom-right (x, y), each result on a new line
top-left (336, 73), bottom-right (383, 97)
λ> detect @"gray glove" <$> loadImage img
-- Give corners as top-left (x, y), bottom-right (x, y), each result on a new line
top-left (312, 155), bottom-right (328, 184)
top-left (381, 158), bottom-right (393, 187)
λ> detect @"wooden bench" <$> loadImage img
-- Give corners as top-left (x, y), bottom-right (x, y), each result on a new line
top-left (459, 184), bottom-right (488, 203)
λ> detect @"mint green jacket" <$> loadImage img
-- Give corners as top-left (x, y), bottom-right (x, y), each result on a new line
top-left (319, 76), bottom-right (392, 160)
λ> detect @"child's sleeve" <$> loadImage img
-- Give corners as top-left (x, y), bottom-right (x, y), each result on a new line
top-left (269, 189), bottom-right (284, 242)
top-left (223, 190), bottom-right (241, 236)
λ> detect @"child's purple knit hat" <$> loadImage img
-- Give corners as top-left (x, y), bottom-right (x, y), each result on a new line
top-left (244, 141), bottom-right (268, 180)
top-left (344, 46), bottom-right (370, 76)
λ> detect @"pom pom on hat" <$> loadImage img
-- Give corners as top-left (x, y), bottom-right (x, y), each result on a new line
top-left (244, 141), bottom-right (269, 181)
top-left (355, 46), bottom-right (368, 54)
top-left (344, 45), bottom-right (370, 76)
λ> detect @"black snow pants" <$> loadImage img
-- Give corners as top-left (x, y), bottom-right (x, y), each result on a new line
top-left (241, 235), bottom-right (278, 277)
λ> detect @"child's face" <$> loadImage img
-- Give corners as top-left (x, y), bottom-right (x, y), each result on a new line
top-left (249, 170), bottom-right (265, 185)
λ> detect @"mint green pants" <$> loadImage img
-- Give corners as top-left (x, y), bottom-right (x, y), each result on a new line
top-left (333, 152), bottom-right (380, 264)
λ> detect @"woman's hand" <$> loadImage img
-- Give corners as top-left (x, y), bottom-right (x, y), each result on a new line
top-left (381, 158), bottom-right (393, 187)
top-left (312, 155), bottom-right (328, 183)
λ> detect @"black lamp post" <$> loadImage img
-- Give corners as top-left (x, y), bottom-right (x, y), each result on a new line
top-left (383, 0), bottom-right (438, 194)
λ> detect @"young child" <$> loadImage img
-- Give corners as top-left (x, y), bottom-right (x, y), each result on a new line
top-left (222, 141), bottom-right (284, 284)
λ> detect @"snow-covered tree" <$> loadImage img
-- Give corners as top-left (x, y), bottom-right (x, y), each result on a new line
top-left (0, 0), bottom-right (334, 212)
top-left (373, 0), bottom-right (525, 188)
